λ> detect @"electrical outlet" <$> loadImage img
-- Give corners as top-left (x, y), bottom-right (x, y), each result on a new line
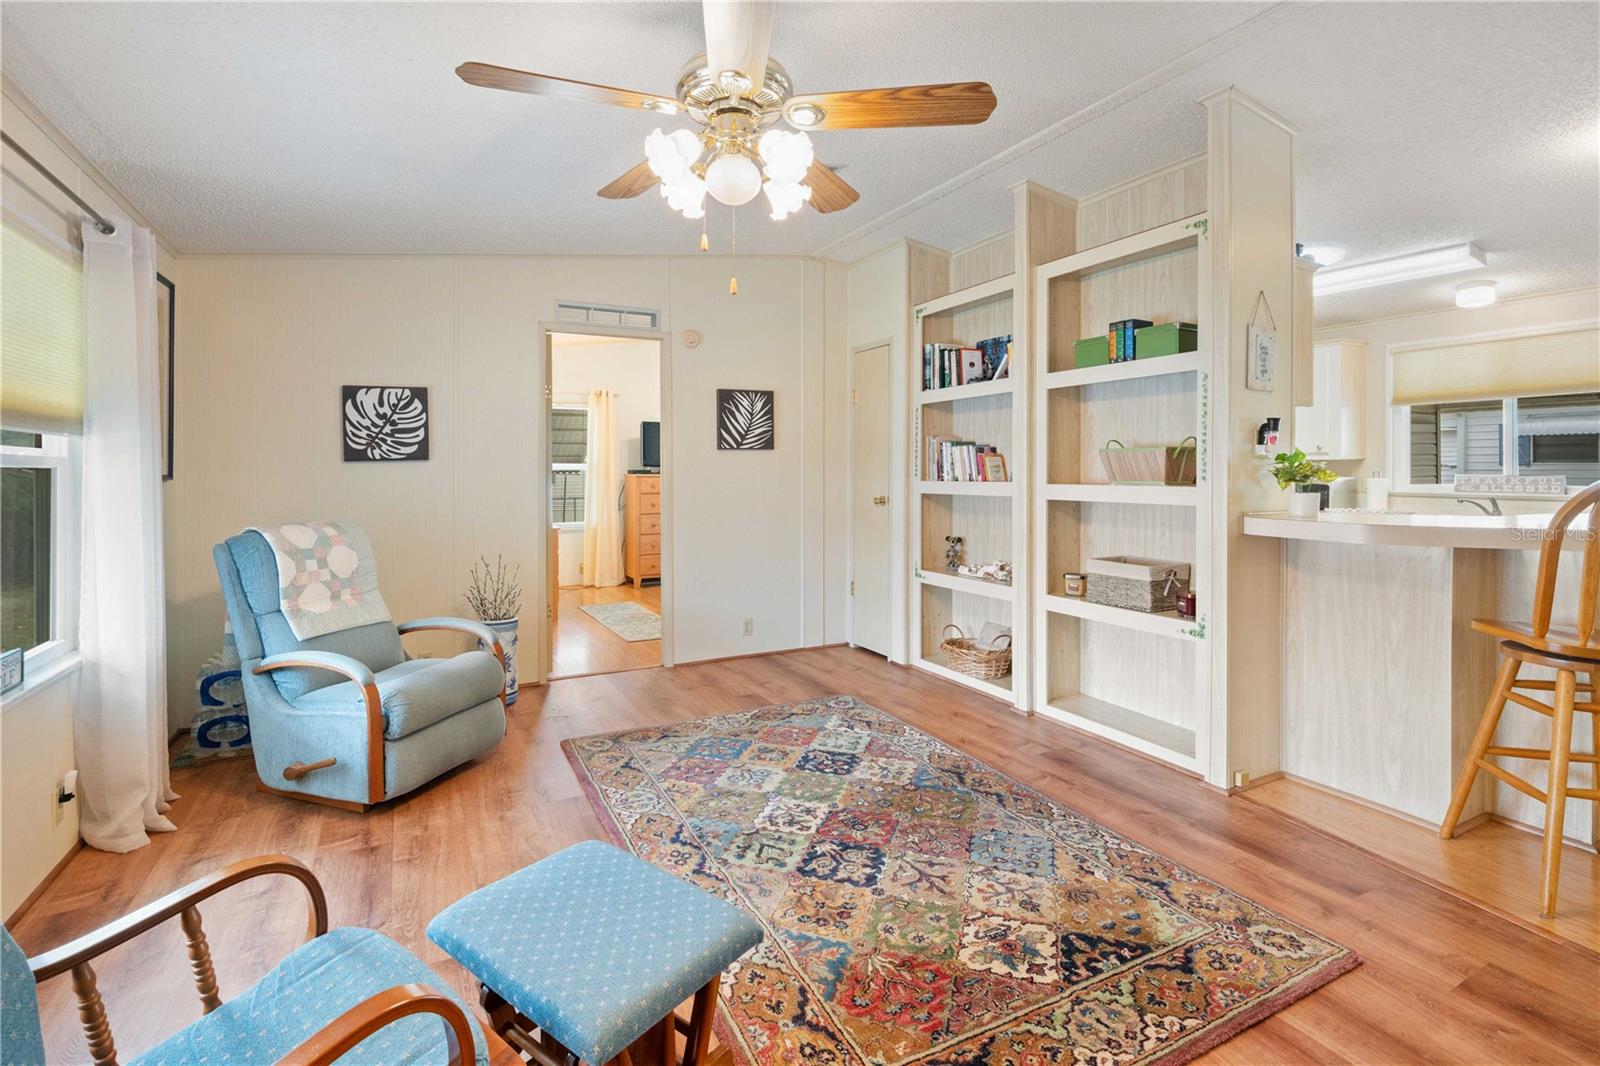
top-left (50, 782), bottom-right (63, 826)
top-left (742, 618), bottom-right (754, 637)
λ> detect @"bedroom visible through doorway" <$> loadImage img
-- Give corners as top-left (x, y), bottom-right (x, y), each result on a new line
top-left (547, 331), bottom-right (663, 679)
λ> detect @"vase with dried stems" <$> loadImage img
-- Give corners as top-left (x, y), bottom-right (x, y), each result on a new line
top-left (467, 555), bottom-right (523, 704)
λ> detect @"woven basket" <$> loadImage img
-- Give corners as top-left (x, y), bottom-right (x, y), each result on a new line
top-left (940, 624), bottom-right (1012, 680)
top-left (1100, 437), bottom-right (1197, 485)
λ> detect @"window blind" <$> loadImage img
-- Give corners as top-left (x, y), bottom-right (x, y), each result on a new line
top-left (1391, 326), bottom-right (1600, 406)
top-left (550, 408), bottom-right (588, 464)
top-left (1, 220), bottom-right (85, 433)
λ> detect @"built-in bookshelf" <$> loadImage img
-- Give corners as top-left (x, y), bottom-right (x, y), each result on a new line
top-left (906, 183), bottom-right (1076, 709)
top-left (1032, 208), bottom-right (1212, 772)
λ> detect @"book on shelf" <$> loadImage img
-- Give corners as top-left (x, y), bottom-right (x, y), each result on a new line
top-left (924, 435), bottom-right (1008, 482)
top-left (1108, 319), bottom-right (1153, 363)
top-left (922, 335), bottom-right (1014, 391)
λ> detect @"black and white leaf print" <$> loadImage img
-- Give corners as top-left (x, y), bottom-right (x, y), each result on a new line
top-left (716, 389), bottom-right (774, 450)
top-left (342, 386), bottom-right (430, 461)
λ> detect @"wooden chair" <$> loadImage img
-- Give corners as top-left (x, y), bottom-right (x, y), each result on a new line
top-left (2, 855), bottom-right (496, 1066)
top-left (1440, 481), bottom-right (1600, 917)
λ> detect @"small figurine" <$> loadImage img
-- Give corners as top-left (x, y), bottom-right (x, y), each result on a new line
top-left (957, 560), bottom-right (1013, 584)
top-left (944, 535), bottom-right (964, 571)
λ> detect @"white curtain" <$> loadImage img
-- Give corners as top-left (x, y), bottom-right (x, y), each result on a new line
top-left (76, 219), bottom-right (177, 852)
top-left (581, 389), bottom-right (624, 587)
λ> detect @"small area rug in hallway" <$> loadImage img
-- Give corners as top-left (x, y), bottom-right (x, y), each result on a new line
top-left (563, 696), bottom-right (1357, 1066)
top-left (579, 600), bottom-right (661, 641)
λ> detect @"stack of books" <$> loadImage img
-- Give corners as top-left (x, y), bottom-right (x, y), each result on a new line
top-left (924, 436), bottom-right (1009, 482)
top-left (1108, 319), bottom-right (1153, 363)
top-left (922, 334), bottom-right (1013, 390)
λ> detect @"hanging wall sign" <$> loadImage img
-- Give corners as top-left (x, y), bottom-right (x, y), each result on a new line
top-left (342, 385), bottom-right (430, 461)
top-left (1245, 291), bottom-right (1277, 393)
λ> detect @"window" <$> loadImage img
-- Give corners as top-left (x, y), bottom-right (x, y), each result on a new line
top-left (551, 406), bottom-right (588, 525)
top-left (1402, 393), bottom-right (1599, 487)
top-left (0, 431), bottom-right (77, 667)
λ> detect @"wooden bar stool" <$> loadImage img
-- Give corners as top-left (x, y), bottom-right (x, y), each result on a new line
top-left (1440, 481), bottom-right (1600, 917)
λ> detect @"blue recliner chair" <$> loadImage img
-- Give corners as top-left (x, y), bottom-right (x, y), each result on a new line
top-left (214, 528), bottom-right (507, 809)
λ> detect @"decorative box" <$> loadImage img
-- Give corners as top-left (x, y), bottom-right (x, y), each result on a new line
top-left (1074, 336), bottom-right (1109, 368)
top-left (1133, 322), bottom-right (1198, 358)
top-left (1085, 556), bottom-right (1192, 613)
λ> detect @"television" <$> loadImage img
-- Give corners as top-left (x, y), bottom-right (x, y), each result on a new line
top-left (640, 420), bottom-right (661, 470)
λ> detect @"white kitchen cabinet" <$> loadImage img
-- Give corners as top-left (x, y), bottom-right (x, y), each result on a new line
top-left (1295, 339), bottom-right (1366, 460)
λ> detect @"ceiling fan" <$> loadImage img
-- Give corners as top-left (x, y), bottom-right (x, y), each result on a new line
top-left (456, 1), bottom-right (998, 226)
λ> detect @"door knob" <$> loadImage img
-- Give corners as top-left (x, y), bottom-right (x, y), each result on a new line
top-left (872, 495), bottom-right (887, 506)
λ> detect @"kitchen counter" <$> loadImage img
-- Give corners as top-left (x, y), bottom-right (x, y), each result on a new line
top-left (1243, 510), bottom-right (1591, 550)
top-left (1244, 507), bottom-right (1595, 848)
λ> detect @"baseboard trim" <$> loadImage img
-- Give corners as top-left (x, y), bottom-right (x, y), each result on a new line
top-left (5, 840), bottom-right (82, 928)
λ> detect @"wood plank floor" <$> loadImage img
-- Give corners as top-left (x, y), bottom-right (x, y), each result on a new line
top-left (1244, 776), bottom-right (1600, 951)
top-left (10, 647), bottom-right (1598, 1064)
top-left (551, 583), bottom-right (661, 678)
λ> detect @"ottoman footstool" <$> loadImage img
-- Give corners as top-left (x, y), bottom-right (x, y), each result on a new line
top-left (427, 841), bottom-right (762, 1066)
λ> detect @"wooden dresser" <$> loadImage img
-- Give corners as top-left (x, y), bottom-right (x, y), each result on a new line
top-left (624, 473), bottom-right (661, 588)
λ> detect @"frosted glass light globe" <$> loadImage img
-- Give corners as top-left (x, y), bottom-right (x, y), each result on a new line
top-left (758, 130), bottom-right (814, 184)
top-left (705, 152), bottom-right (762, 206)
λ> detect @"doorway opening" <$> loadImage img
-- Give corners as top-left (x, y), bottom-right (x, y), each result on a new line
top-left (546, 330), bottom-right (664, 680)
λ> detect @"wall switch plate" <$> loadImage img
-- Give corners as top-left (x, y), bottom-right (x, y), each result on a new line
top-left (742, 618), bottom-right (754, 636)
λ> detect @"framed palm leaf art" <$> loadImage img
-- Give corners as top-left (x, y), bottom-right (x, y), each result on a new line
top-left (342, 385), bottom-right (430, 461)
top-left (716, 388), bottom-right (774, 450)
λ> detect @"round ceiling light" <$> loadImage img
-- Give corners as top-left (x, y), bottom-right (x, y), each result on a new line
top-left (1455, 280), bottom-right (1497, 309)
top-left (1300, 244), bottom-right (1346, 267)
top-left (705, 151), bottom-right (762, 206)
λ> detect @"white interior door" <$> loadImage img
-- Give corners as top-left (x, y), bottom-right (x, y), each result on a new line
top-left (851, 345), bottom-right (892, 656)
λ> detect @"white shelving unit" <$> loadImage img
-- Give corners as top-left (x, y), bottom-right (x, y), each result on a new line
top-left (1031, 210), bottom-right (1212, 774)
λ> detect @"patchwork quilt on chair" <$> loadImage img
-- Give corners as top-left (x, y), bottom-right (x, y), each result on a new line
top-left (246, 522), bottom-right (391, 640)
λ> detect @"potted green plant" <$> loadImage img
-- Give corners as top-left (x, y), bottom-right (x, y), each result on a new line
top-left (466, 555), bottom-right (523, 704)
top-left (1270, 449), bottom-right (1338, 517)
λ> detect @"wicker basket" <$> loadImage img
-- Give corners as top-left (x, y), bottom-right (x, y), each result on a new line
top-left (940, 624), bottom-right (1012, 680)
top-left (1085, 556), bottom-right (1192, 613)
top-left (1099, 437), bottom-right (1197, 485)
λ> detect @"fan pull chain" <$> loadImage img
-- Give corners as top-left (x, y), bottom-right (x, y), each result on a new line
top-left (700, 211), bottom-right (709, 253)
top-left (729, 207), bottom-right (738, 296)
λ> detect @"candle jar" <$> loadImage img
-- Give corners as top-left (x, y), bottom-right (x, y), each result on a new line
top-left (1062, 572), bottom-right (1086, 597)
top-left (1177, 591), bottom-right (1197, 619)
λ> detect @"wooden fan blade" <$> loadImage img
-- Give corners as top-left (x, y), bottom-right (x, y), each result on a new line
top-left (805, 161), bottom-right (859, 213)
top-left (456, 62), bottom-right (680, 115)
top-left (702, 1), bottom-right (775, 84)
top-left (598, 160), bottom-right (659, 200)
top-left (785, 82), bottom-right (997, 130)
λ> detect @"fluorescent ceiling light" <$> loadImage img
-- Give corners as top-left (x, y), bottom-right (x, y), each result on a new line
top-left (1300, 244), bottom-right (1345, 267)
top-left (1313, 243), bottom-right (1486, 296)
top-left (1455, 280), bottom-right (1497, 309)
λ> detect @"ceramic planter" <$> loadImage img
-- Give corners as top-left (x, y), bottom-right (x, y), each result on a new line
top-left (1287, 487), bottom-right (1321, 518)
top-left (485, 617), bottom-right (519, 705)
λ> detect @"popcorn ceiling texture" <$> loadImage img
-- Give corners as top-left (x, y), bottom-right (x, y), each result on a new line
top-left (3, 2), bottom-right (1594, 323)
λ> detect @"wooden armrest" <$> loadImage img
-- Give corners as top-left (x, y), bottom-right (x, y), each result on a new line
top-left (277, 983), bottom-right (476, 1066)
top-left (397, 617), bottom-right (506, 666)
top-left (256, 651), bottom-right (377, 687)
top-left (28, 855), bottom-right (328, 982)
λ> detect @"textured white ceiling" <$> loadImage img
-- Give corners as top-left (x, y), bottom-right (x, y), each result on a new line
top-left (3, 2), bottom-right (1596, 324)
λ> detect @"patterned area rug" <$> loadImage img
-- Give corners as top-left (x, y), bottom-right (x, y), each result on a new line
top-left (563, 696), bottom-right (1358, 1066)
top-left (579, 600), bottom-right (661, 642)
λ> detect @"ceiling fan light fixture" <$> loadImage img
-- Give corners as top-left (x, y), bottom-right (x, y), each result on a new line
top-left (758, 129), bottom-right (814, 184)
top-left (718, 70), bottom-right (753, 95)
top-left (661, 173), bottom-right (707, 219)
top-left (787, 103), bottom-right (823, 128)
top-left (765, 179), bottom-right (811, 221)
top-left (705, 151), bottom-right (762, 206)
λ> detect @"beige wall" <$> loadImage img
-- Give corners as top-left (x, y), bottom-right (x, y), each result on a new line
top-left (1314, 285), bottom-right (1600, 508)
top-left (166, 254), bottom-right (850, 731)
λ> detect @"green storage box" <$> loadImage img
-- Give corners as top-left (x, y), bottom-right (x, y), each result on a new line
top-left (1133, 322), bottom-right (1198, 358)
top-left (1074, 335), bottom-right (1109, 368)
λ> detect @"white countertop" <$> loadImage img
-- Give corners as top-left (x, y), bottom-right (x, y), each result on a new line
top-left (1243, 510), bottom-right (1591, 550)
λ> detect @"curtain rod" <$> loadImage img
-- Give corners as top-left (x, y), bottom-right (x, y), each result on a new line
top-left (1, 130), bottom-right (116, 235)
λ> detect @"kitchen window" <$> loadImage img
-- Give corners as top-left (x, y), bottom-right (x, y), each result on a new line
top-left (550, 406), bottom-right (588, 526)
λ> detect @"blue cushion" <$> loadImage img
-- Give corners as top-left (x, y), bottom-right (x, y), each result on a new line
top-left (130, 928), bottom-right (488, 1066)
top-left (427, 841), bottom-right (763, 1065)
top-left (293, 652), bottom-right (505, 739)
top-left (1, 929), bottom-right (45, 1066)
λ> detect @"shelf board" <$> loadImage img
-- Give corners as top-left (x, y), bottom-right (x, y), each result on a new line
top-left (1042, 483), bottom-right (1197, 506)
top-left (919, 568), bottom-right (1015, 602)
top-left (915, 656), bottom-right (1014, 702)
top-left (1037, 213), bottom-right (1206, 282)
top-left (917, 480), bottom-right (1015, 497)
top-left (918, 378), bottom-right (1016, 405)
top-left (1037, 693), bottom-right (1197, 762)
top-left (914, 273), bottom-right (1016, 318)
top-left (1041, 594), bottom-right (1198, 640)
top-left (1043, 350), bottom-right (1203, 389)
